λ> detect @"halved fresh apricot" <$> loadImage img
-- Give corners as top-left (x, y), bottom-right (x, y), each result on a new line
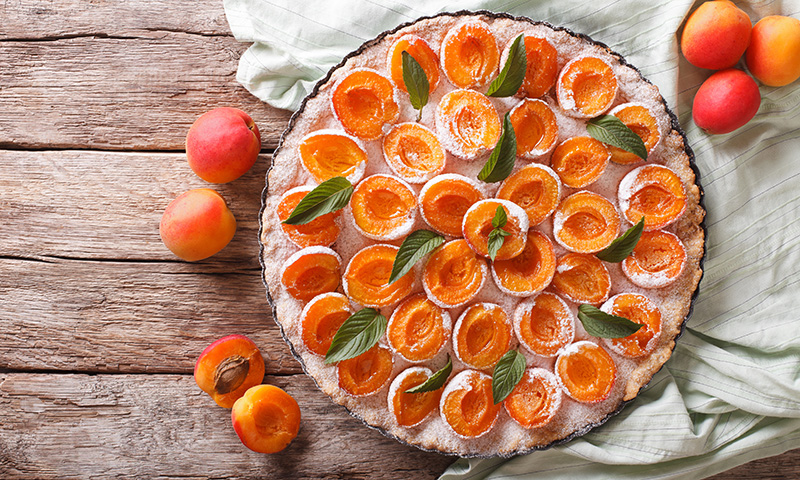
top-left (496, 164), bottom-right (561, 226)
top-left (553, 191), bottom-right (620, 253)
top-left (462, 199), bottom-right (529, 260)
top-left (419, 174), bottom-right (486, 236)
top-left (440, 370), bottom-right (501, 438)
top-left (231, 384), bottom-right (301, 454)
top-left (556, 56), bottom-right (618, 118)
top-left (344, 244), bottom-right (414, 308)
top-left (509, 98), bottom-right (558, 159)
top-left (332, 68), bottom-right (399, 140)
top-left (556, 341), bottom-right (616, 403)
top-left (510, 35), bottom-right (558, 98)
top-left (383, 123), bottom-right (446, 184)
top-left (337, 345), bottom-right (394, 397)
top-left (436, 89), bottom-right (501, 160)
top-left (550, 136), bottom-right (610, 188)
top-left (280, 246), bottom-right (342, 302)
top-left (622, 229), bottom-right (687, 288)
top-left (423, 239), bottom-right (488, 308)
top-left (194, 334), bottom-right (266, 409)
top-left (492, 230), bottom-right (556, 296)
top-left (601, 293), bottom-right (663, 358)
top-left (552, 253), bottom-right (611, 305)
top-left (387, 293), bottom-right (451, 363)
top-left (298, 129), bottom-right (367, 184)
top-left (608, 103), bottom-right (661, 165)
top-left (453, 303), bottom-right (513, 370)
top-left (276, 186), bottom-right (341, 248)
top-left (350, 174), bottom-right (417, 241)
top-left (619, 165), bottom-right (687, 231)
top-left (514, 293), bottom-right (575, 357)
top-left (388, 366), bottom-right (443, 427)
top-left (440, 20), bottom-right (499, 88)
top-left (300, 292), bottom-right (352, 357)
top-left (388, 35), bottom-right (440, 94)
top-left (504, 368), bottom-right (562, 429)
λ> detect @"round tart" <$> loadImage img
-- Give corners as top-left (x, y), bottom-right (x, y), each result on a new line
top-left (260, 11), bottom-right (705, 457)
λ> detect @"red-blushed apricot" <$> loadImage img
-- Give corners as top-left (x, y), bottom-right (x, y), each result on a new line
top-left (746, 15), bottom-right (800, 87)
top-left (419, 174), bottom-right (486, 236)
top-left (423, 239), bottom-right (488, 308)
top-left (298, 129), bottom-right (367, 184)
top-left (436, 89), bottom-right (501, 160)
top-left (504, 368), bottom-right (562, 429)
top-left (491, 230), bottom-right (556, 297)
top-left (462, 199), bottom-right (529, 260)
top-left (388, 35), bottom-right (441, 94)
top-left (387, 294), bottom-right (451, 363)
top-left (691, 69), bottom-right (761, 135)
top-left (680, 0), bottom-right (752, 70)
top-left (509, 99), bottom-right (559, 159)
top-left (350, 174), bottom-right (417, 241)
top-left (186, 107), bottom-right (261, 184)
top-left (194, 334), bottom-right (266, 409)
top-left (496, 164), bottom-right (561, 226)
top-left (501, 34), bottom-right (558, 98)
top-left (300, 292), bottom-right (353, 357)
top-left (601, 293), bottom-right (663, 358)
top-left (514, 293), bottom-right (575, 357)
top-left (388, 366), bottom-right (443, 427)
top-left (453, 303), bottom-right (513, 370)
top-left (440, 20), bottom-right (499, 88)
top-left (276, 186), bottom-right (341, 248)
top-left (622, 230), bottom-right (687, 288)
top-left (383, 123), bottom-right (446, 184)
top-left (552, 253), bottom-right (611, 305)
top-left (607, 104), bottom-right (662, 165)
top-left (332, 68), bottom-right (399, 140)
top-left (231, 384), bottom-right (301, 453)
top-left (556, 56), bottom-right (618, 118)
top-left (550, 136), bottom-right (610, 188)
top-left (440, 370), bottom-right (501, 438)
top-left (619, 165), bottom-right (687, 231)
top-left (555, 341), bottom-right (616, 403)
top-left (160, 189), bottom-right (236, 262)
top-left (344, 244), bottom-right (414, 308)
top-left (280, 246), bottom-right (342, 302)
top-left (553, 191), bottom-right (620, 253)
top-left (337, 345), bottom-right (394, 397)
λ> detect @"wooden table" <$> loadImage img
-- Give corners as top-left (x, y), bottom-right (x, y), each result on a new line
top-left (1, 1), bottom-right (797, 478)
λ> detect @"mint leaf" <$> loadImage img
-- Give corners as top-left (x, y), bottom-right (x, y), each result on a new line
top-left (492, 349), bottom-right (526, 404)
top-left (487, 34), bottom-right (527, 98)
top-left (325, 308), bottom-right (387, 364)
top-left (596, 217), bottom-right (645, 262)
top-left (587, 115), bottom-right (648, 160)
top-left (282, 176), bottom-right (353, 225)
top-left (402, 50), bottom-right (429, 122)
top-left (478, 112), bottom-right (517, 183)
top-left (404, 356), bottom-right (452, 394)
top-left (487, 205), bottom-right (510, 261)
top-left (388, 229), bottom-right (444, 284)
top-left (577, 304), bottom-right (643, 339)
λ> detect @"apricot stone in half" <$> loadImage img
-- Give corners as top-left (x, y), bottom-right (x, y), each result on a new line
top-left (622, 229), bottom-right (687, 288)
top-left (387, 293), bottom-right (451, 363)
top-left (277, 186), bottom-right (341, 248)
top-left (462, 199), bottom-right (529, 260)
top-left (552, 252), bottom-right (611, 305)
top-left (440, 370), bottom-right (501, 438)
top-left (299, 129), bottom-right (367, 184)
top-left (388, 35), bottom-right (440, 94)
top-left (602, 293), bottom-right (663, 358)
top-left (300, 292), bottom-right (353, 357)
top-left (550, 136), bottom-right (610, 188)
top-left (337, 345), bottom-right (394, 397)
top-left (491, 230), bottom-right (556, 297)
top-left (231, 384), bottom-right (301, 453)
top-left (383, 122), bottom-right (446, 184)
top-left (608, 104), bottom-right (661, 165)
top-left (514, 293), bottom-right (575, 357)
top-left (388, 366), bottom-right (443, 427)
top-left (496, 164), bottom-right (561, 226)
top-left (509, 98), bottom-right (558, 159)
top-left (619, 165), bottom-right (687, 231)
top-left (423, 239), bottom-right (488, 309)
top-left (553, 191), bottom-right (620, 254)
top-left (332, 68), bottom-right (399, 140)
top-left (344, 244), bottom-right (414, 308)
top-left (557, 56), bottom-right (618, 118)
top-left (440, 20), bottom-right (499, 88)
top-left (511, 34), bottom-right (558, 98)
top-left (194, 334), bottom-right (266, 409)
top-left (453, 303), bottom-right (513, 370)
top-left (350, 174), bottom-right (417, 241)
top-left (280, 246), bottom-right (341, 302)
top-left (556, 341), bottom-right (616, 403)
top-left (436, 89), bottom-right (501, 160)
top-left (504, 368), bottom-right (562, 429)
top-left (419, 174), bottom-right (486, 237)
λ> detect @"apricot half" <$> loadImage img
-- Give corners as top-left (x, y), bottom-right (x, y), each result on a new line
top-left (619, 165), bottom-right (686, 231)
top-left (555, 341), bottom-right (616, 403)
top-left (504, 368), bottom-right (562, 429)
top-left (436, 89), bottom-right (501, 160)
top-left (550, 136), bottom-right (610, 188)
top-left (557, 56), bottom-right (618, 118)
top-left (440, 20), bottom-right (499, 88)
top-left (491, 230), bottom-right (556, 297)
top-left (350, 174), bottom-right (417, 241)
top-left (300, 292), bottom-right (353, 357)
top-left (440, 370), bottom-right (501, 438)
top-left (383, 123), bottom-right (446, 184)
top-left (231, 384), bottom-right (301, 454)
top-left (496, 164), bottom-right (561, 226)
top-left (280, 246), bottom-right (342, 302)
top-left (332, 68), bottom-right (399, 140)
top-left (462, 199), bottom-right (529, 260)
top-left (453, 303), bottom-right (513, 370)
top-left (387, 293), bottom-right (451, 363)
top-left (553, 191), bottom-right (620, 253)
top-left (388, 366), bottom-right (443, 427)
top-left (622, 229), bottom-right (687, 288)
top-left (419, 174), bottom-right (486, 236)
top-left (601, 293), bottom-right (663, 358)
top-left (504, 34), bottom-right (558, 98)
top-left (514, 293), bottom-right (575, 357)
top-left (276, 186), bottom-right (341, 248)
top-left (608, 104), bottom-right (661, 165)
top-left (552, 253), bottom-right (611, 305)
top-left (299, 129), bottom-right (367, 184)
top-left (344, 244), bottom-right (414, 308)
top-left (388, 35), bottom-right (441, 94)
top-left (194, 334), bottom-right (266, 409)
top-left (423, 239), bottom-right (488, 308)
top-left (509, 99), bottom-right (558, 159)
top-left (338, 345), bottom-right (394, 397)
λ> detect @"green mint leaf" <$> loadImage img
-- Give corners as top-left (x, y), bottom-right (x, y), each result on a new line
top-left (282, 176), bottom-right (353, 225)
top-left (492, 349), bottom-right (526, 404)
top-left (487, 205), bottom-right (510, 261)
top-left (587, 115), bottom-right (648, 160)
top-left (404, 356), bottom-right (453, 394)
top-left (491, 205), bottom-right (507, 229)
top-left (487, 34), bottom-right (527, 97)
top-left (577, 304), bottom-right (643, 339)
top-left (325, 308), bottom-right (387, 364)
top-left (478, 112), bottom-right (517, 183)
top-left (402, 50), bottom-right (429, 121)
top-left (596, 217), bottom-right (645, 262)
top-left (388, 229), bottom-right (445, 284)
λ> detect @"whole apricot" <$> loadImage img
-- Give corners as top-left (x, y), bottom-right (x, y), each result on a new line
top-left (232, 384), bottom-right (301, 453)
top-left (194, 334), bottom-right (265, 408)
top-left (692, 69), bottom-right (760, 134)
top-left (186, 107), bottom-right (261, 184)
top-left (746, 16), bottom-right (800, 87)
top-left (680, 1), bottom-right (752, 70)
top-left (159, 188), bottom-right (236, 261)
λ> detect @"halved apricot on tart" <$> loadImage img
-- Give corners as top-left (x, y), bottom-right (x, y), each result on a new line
top-left (299, 129), bottom-right (367, 184)
top-left (332, 68), bottom-right (399, 140)
top-left (419, 174), bottom-right (486, 236)
top-left (277, 186), bottom-right (342, 248)
top-left (453, 303), bottom-right (513, 370)
top-left (338, 345), bottom-right (394, 397)
top-left (387, 293), bottom-right (451, 363)
top-left (608, 103), bottom-right (661, 165)
top-left (280, 246), bottom-right (342, 302)
top-left (601, 293), bottom-right (662, 358)
top-left (423, 239), bottom-right (488, 308)
top-left (550, 136), bottom-right (610, 188)
top-left (504, 368), bottom-right (562, 429)
top-left (300, 292), bottom-right (353, 357)
top-left (436, 89), bottom-right (501, 159)
top-left (496, 164), bottom-right (561, 226)
top-left (350, 174), bottom-right (417, 241)
top-left (440, 370), bottom-right (501, 438)
top-left (556, 56), bottom-right (618, 118)
top-left (509, 98), bottom-right (558, 159)
top-left (507, 34), bottom-right (558, 98)
top-left (388, 366), bottom-right (443, 427)
top-left (553, 191), bottom-right (620, 253)
top-left (552, 252), bottom-right (611, 305)
top-left (440, 20), bottom-right (499, 88)
top-left (555, 341), bottom-right (616, 403)
top-left (514, 292), bottom-right (575, 357)
top-left (383, 123), bottom-right (446, 183)
top-left (491, 230), bottom-right (556, 296)
top-left (619, 165), bottom-right (687, 231)
top-left (622, 229), bottom-right (687, 288)
top-left (388, 35), bottom-right (440, 94)
top-left (344, 244), bottom-right (414, 308)
top-left (462, 199), bottom-right (529, 260)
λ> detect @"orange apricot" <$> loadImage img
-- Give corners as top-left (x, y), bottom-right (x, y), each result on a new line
top-left (550, 136), bottom-right (610, 188)
top-left (159, 188), bottom-right (237, 262)
top-left (607, 104), bottom-right (661, 165)
top-left (681, 0), bottom-right (752, 71)
top-left (619, 165), bottom-right (687, 231)
top-left (185, 107), bottom-right (261, 184)
top-left (276, 186), bottom-right (341, 248)
top-left (300, 292), bottom-right (353, 357)
top-left (194, 334), bottom-right (266, 409)
top-left (453, 303), bottom-right (513, 370)
top-left (553, 191), bottom-right (620, 253)
top-left (504, 368), bottom-right (562, 429)
top-left (419, 174), bottom-right (486, 236)
top-left (280, 246), bottom-right (341, 302)
top-left (383, 123), bottom-right (446, 183)
top-left (556, 56), bottom-right (618, 118)
top-left (387, 294), bottom-right (451, 363)
top-left (496, 164), bottom-right (561, 226)
top-left (332, 68), bottom-right (399, 140)
top-left (350, 174), bottom-right (417, 241)
top-left (440, 370), bottom-right (501, 438)
top-left (747, 15), bottom-right (800, 87)
top-left (344, 244), bottom-right (414, 308)
top-left (511, 35), bottom-right (559, 98)
top-left (231, 384), bottom-right (301, 454)
top-left (552, 253), bottom-right (611, 305)
top-left (388, 366), bottom-right (443, 427)
top-left (555, 341), bottom-right (616, 403)
top-left (622, 229), bottom-right (687, 288)
top-left (514, 293), bottom-right (575, 357)
top-left (298, 129), bottom-right (367, 184)
top-left (337, 345), bottom-right (394, 397)
top-left (440, 20), bottom-right (499, 88)
top-left (509, 98), bottom-right (559, 159)
top-left (388, 35), bottom-right (440, 94)
top-left (491, 230), bottom-right (556, 297)
top-left (462, 199), bottom-right (529, 260)
top-left (435, 89), bottom-right (501, 160)
top-left (601, 293), bottom-right (662, 358)
top-left (423, 239), bottom-right (488, 308)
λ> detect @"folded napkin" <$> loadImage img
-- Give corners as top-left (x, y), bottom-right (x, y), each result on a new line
top-left (224, 0), bottom-right (800, 478)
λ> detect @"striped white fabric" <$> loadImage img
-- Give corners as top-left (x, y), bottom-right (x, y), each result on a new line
top-left (223, 0), bottom-right (800, 478)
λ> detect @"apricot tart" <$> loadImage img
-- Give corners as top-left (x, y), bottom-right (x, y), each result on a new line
top-left (260, 11), bottom-right (704, 457)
